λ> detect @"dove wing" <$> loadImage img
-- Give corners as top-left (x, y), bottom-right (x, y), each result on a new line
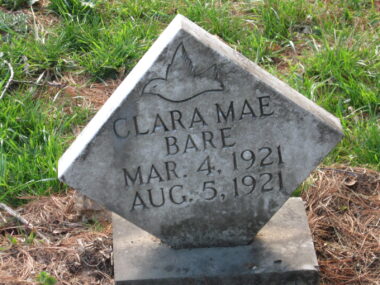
top-left (198, 64), bottom-right (218, 80)
top-left (166, 43), bottom-right (194, 80)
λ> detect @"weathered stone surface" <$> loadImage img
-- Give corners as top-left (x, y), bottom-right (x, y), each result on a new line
top-left (113, 198), bottom-right (320, 285)
top-left (58, 15), bottom-right (342, 248)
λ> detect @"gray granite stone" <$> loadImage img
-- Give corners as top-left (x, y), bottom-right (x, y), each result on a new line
top-left (58, 14), bottom-right (342, 248)
top-left (113, 198), bottom-right (320, 285)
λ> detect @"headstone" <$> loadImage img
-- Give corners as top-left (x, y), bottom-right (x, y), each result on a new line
top-left (58, 14), bottom-right (342, 284)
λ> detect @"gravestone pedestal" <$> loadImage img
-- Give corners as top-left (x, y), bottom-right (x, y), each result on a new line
top-left (113, 198), bottom-right (319, 285)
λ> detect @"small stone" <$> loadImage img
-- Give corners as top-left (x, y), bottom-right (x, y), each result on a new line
top-left (73, 192), bottom-right (111, 223)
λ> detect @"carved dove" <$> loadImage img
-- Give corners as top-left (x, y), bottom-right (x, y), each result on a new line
top-left (142, 43), bottom-right (224, 102)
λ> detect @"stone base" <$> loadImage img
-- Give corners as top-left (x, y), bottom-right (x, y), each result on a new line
top-left (113, 198), bottom-right (319, 285)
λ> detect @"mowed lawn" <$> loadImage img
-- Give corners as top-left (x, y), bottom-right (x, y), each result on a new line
top-left (0, 0), bottom-right (379, 205)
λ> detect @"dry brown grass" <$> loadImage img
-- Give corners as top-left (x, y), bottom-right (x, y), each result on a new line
top-left (49, 75), bottom-right (122, 114)
top-left (0, 166), bottom-right (378, 284)
top-left (0, 191), bottom-right (112, 285)
top-left (303, 166), bottom-right (380, 285)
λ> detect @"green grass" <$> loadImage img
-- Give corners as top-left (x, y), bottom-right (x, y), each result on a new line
top-left (0, 0), bottom-right (379, 205)
top-left (328, 111), bottom-right (380, 167)
top-left (36, 271), bottom-right (57, 285)
top-left (0, 92), bottom-right (89, 206)
top-left (302, 33), bottom-right (379, 112)
top-left (49, 0), bottom-right (98, 20)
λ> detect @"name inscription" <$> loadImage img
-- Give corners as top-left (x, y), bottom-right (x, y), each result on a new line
top-left (113, 93), bottom-right (284, 211)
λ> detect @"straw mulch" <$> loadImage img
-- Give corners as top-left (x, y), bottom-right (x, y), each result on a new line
top-left (0, 166), bottom-right (379, 284)
top-left (303, 166), bottom-right (380, 285)
top-left (0, 192), bottom-right (113, 285)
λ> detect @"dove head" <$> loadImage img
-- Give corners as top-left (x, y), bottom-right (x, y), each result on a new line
top-left (142, 78), bottom-right (166, 96)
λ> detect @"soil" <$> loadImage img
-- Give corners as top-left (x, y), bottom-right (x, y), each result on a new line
top-left (0, 166), bottom-right (379, 284)
top-left (57, 75), bottom-right (122, 110)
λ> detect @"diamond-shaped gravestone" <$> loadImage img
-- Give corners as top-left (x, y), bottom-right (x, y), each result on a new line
top-left (58, 15), bottom-right (343, 248)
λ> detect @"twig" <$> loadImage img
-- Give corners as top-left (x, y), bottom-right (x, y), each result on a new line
top-left (318, 167), bottom-right (361, 177)
top-left (35, 71), bottom-right (45, 85)
top-left (13, 80), bottom-right (65, 88)
top-left (29, 71), bottom-right (45, 96)
top-left (0, 211), bottom-right (7, 223)
top-left (0, 60), bottom-right (14, 100)
top-left (0, 202), bottom-right (50, 244)
top-left (53, 89), bottom-right (63, 102)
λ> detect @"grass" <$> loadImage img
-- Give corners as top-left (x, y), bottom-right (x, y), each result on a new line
top-left (0, 91), bottom-right (89, 206)
top-left (0, 0), bottom-right (379, 205)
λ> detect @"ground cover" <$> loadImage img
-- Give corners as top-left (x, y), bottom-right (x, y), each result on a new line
top-left (302, 166), bottom-right (380, 284)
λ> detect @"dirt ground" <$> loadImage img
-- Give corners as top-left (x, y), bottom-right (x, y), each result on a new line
top-left (0, 166), bottom-right (379, 285)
